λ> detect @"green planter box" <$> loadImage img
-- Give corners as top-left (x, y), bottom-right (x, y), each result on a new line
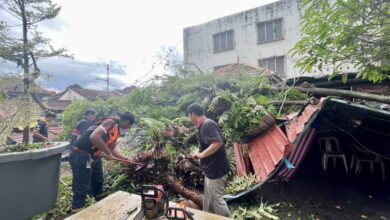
top-left (0, 142), bottom-right (69, 220)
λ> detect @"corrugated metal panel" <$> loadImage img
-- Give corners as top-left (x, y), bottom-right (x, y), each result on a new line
top-left (233, 143), bottom-right (249, 177)
top-left (285, 101), bottom-right (322, 143)
top-left (247, 125), bottom-right (293, 182)
top-left (277, 128), bottom-right (317, 181)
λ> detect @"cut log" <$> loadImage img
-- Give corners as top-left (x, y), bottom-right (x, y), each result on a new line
top-left (166, 175), bottom-right (203, 209)
top-left (295, 86), bottom-right (390, 104)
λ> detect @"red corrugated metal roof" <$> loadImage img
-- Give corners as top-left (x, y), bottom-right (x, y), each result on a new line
top-left (232, 100), bottom-right (323, 183)
top-left (285, 100), bottom-right (322, 143)
top-left (233, 143), bottom-right (250, 177)
top-left (244, 125), bottom-right (293, 182)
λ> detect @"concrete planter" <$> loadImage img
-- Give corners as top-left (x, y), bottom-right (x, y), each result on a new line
top-left (0, 142), bottom-right (69, 220)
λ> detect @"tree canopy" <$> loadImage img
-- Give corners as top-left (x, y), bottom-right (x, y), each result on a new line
top-left (291, 0), bottom-right (390, 82)
top-left (0, 0), bottom-right (69, 143)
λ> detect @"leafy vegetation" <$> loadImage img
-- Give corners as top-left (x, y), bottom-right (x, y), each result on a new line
top-left (291, 0), bottom-right (390, 82)
top-left (230, 202), bottom-right (280, 220)
top-left (225, 174), bottom-right (257, 195)
top-left (57, 70), bottom-right (306, 219)
top-left (220, 95), bottom-right (275, 143)
top-left (0, 0), bottom-right (70, 143)
top-left (0, 142), bottom-right (47, 154)
top-left (0, 80), bottom-right (40, 145)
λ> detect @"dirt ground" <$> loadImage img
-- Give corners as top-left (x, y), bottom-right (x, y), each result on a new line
top-left (229, 159), bottom-right (390, 220)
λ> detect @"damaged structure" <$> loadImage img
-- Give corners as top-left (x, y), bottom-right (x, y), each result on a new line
top-left (225, 97), bottom-right (390, 200)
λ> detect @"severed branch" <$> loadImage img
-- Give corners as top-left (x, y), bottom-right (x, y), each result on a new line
top-left (166, 175), bottom-right (203, 209)
top-left (270, 100), bottom-right (307, 106)
top-left (294, 86), bottom-right (390, 104)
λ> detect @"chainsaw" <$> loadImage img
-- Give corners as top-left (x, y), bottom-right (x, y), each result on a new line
top-left (166, 207), bottom-right (194, 220)
top-left (133, 185), bottom-right (169, 219)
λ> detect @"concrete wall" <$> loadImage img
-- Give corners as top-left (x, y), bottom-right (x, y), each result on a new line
top-left (183, 0), bottom-right (336, 78)
top-left (184, 0), bottom-right (302, 78)
top-left (58, 89), bottom-right (85, 101)
top-left (183, 0), bottom-right (358, 79)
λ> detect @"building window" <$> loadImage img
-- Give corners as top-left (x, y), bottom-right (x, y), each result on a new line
top-left (259, 56), bottom-right (285, 75)
top-left (213, 30), bottom-right (234, 53)
top-left (257, 18), bottom-right (283, 44)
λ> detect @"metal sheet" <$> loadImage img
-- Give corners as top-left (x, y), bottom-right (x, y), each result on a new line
top-left (248, 125), bottom-right (293, 182)
top-left (233, 143), bottom-right (249, 177)
top-left (277, 128), bottom-right (317, 181)
top-left (285, 101), bottom-right (322, 143)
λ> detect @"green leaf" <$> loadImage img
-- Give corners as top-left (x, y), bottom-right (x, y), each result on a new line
top-left (341, 74), bottom-right (348, 83)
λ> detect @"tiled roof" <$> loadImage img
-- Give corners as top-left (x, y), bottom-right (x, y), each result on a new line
top-left (215, 63), bottom-right (276, 76)
top-left (71, 88), bottom-right (115, 100)
top-left (47, 100), bottom-right (72, 112)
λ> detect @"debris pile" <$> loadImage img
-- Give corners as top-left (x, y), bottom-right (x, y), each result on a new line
top-left (62, 71), bottom-right (307, 208)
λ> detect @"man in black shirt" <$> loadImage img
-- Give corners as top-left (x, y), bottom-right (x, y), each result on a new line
top-left (71, 109), bottom-right (97, 146)
top-left (188, 103), bottom-right (230, 217)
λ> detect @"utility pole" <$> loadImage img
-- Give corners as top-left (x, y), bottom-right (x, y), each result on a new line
top-left (96, 64), bottom-right (110, 94)
top-left (107, 64), bottom-right (109, 93)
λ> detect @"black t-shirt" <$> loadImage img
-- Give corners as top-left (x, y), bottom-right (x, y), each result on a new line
top-left (198, 118), bottom-right (230, 179)
top-left (74, 118), bottom-right (117, 155)
top-left (71, 119), bottom-right (94, 146)
top-left (33, 119), bottom-right (48, 143)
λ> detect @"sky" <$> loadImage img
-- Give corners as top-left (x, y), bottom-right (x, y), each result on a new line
top-left (0, 0), bottom-right (277, 92)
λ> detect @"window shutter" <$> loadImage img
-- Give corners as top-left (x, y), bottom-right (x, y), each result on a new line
top-left (266, 22), bottom-right (274, 41)
top-left (227, 30), bottom-right (233, 50)
top-left (274, 19), bottom-right (283, 40)
top-left (213, 34), bottom-right (219, 52)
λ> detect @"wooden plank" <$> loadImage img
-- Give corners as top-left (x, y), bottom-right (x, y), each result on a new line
top-left (187, 207), bottom-right (233, 220)
top-left (66, 191), bottom-right (232, 220)
top-left (65, 191), bottom-right (140, 220)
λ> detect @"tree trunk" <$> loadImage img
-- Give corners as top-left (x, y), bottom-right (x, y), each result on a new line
top-left (295, 86), bottom-right (390, 104)
top-left (269, 100), bottom-right (307, 106)
top-left (166, 175), bottom-right (203, 209)
top-left (21, 0), bottom-right (30, 145)
top-left (31, 93), bottom-right (47, 111)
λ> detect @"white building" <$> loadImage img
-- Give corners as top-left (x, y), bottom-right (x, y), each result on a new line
top-left (183, 0), bottom-right (320, 79)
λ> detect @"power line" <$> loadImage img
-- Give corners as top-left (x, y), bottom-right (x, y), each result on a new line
top-left (135, 40), bottom-right (182, 86)
top-left (0, 4), bottom-right (21, 21)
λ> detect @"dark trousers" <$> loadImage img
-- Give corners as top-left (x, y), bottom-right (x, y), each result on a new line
top-left (69, 150), bottom-right (104, 209)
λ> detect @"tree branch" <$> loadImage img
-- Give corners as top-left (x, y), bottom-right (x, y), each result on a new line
top-left (295, 86), bottom-right (390, 104)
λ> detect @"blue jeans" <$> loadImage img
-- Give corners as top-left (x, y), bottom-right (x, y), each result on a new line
top-left (69, 150), bottom-right (104, 209)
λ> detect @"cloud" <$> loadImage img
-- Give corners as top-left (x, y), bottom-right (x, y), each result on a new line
top-left (39, 16), bottom-right (70, 32)
top-left (0, 57), bottom-right (129, 91)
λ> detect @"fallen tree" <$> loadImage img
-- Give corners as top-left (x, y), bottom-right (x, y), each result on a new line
top-left (166, 175), bottom-right (203, 209)
top-left (295, 86), bottom-right (390, 104)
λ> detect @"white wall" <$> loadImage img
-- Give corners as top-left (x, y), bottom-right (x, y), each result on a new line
top-left (184, 0), bottom-right (358, 79)
top-left (184, 0), bottom-right (302, 78)
top-left (58, 89), bottom-right (85, 101)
